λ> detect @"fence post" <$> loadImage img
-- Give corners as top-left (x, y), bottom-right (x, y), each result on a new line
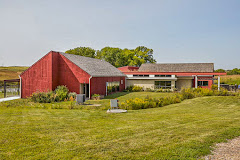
top-left (4, 81), bottom-right (6, 98)
top-left (17, 81), bottom-right (20, 95)
top-left (218, 76), bottom-right (220, 91)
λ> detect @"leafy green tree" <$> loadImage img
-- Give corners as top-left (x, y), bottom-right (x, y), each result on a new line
top-left (214, 69), bottom-right (225, 73)
top-left (66, 46), bottom-right (156, 67)
top-left (65, 47), bottom-right (96, 58)
top-left (97, 47), bottom-right (122, 66)
top-left (227, 68), bottom-right (240, 75)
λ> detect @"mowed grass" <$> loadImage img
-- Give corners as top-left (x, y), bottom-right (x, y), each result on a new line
top-left (0, 96), bottom-right (240, 159)
top-left (217, 75), bottom-right (240, 85)
top-left (88, 92), bottom-right (174, 109)
top-left (0, 66), bottom-right (28, 81)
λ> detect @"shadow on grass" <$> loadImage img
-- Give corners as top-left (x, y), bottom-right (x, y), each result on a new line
top-left (103, 92), bottom-right (130, 99)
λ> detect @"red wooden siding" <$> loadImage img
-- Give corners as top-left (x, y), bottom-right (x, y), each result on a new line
top-left (57, 54), bottom-right (91, 94)
top-left (21, 51), bottom-right (53, 98)
top-left (90, 77), bottom-right (125, 97)
top-left (21, 51), bottom-right (91, 98)
top-left (21, 51), bottom-right (125, 98)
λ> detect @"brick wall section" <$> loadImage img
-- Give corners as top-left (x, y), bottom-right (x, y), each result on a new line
top-left (90, 77), bottom-right (125, 97)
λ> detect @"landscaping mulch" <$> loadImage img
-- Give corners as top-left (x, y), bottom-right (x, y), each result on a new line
top-left (205, 136), bottom-right (240, 160)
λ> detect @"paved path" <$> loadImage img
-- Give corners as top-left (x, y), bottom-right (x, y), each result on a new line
top-left (205, 136), bottom-right (240, 160)
top-left (0, 96), bottom-right (20, 102)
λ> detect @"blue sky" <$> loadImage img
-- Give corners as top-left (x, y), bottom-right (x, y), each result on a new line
top-left (0, 0), bottom-right (239, 69)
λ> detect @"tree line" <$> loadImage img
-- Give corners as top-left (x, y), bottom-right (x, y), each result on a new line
top-left (215, 68), bottom-right (240, 75)
top-left (65, 46), bottom-right (156, 67)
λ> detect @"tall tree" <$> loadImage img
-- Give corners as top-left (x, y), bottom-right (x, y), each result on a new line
top-left (65, 47), bottom-right (96, 58)
top-left (66, 46), bottom-right (156, 67)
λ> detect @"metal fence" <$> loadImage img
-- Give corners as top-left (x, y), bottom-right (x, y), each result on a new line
top-left (0, 79), bottom-right (20, 98)
top-left (220, 84), bottom-right (240, 92)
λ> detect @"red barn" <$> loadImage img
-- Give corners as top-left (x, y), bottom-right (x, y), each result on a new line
top-left (20, 51), bottom-right (126, 98)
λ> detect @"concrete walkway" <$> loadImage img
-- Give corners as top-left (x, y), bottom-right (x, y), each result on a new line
top-left (0, 96), bottom-right (20, 102)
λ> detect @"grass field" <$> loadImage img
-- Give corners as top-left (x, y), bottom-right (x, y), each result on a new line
top-left (0, 66), bottom-right (28, 81)
top-left (1, 96), bottom-right (240, 159)
top-left (219, 75), bottom-right (240, 85)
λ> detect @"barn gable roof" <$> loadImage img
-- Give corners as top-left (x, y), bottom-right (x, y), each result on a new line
top-left (138, 63), bottom-right (214, 73)
top-left (60, 52), bottom-right (126, 77)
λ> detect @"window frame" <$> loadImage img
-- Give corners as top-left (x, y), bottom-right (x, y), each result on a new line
top-left (155, 81), bottom-right (172, 89)
top-left (197, 81), bottom-right (209, 87)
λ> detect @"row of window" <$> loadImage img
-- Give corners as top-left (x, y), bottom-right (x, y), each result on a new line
top-left (133, 75), bottom-right (149, 77)
top-left (198, 81), bottom-right (209, 86)
top-left (155, 81), bottom-right (171, 89)
top-left (154, 80), bottom-right (209, 89)
top-left (133, 75), bottom-right (172, 77)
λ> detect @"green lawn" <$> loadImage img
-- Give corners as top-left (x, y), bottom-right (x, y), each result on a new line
top-left (90, 92), bottom-right (174, 109)
top-left (1, 95), bottom-right (240, 159)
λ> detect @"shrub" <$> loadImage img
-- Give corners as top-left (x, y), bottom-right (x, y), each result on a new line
top-left (92, 94), bottom-right (101, 100)
top-left (155, 88), bottom-right (163, 92)
top-left (31, 86), bottom-right (70, 103)
top-left (180, 88), bottom-right (196, 99)
top-left (211, 84), bottom-right (218, 90)
top-left (125, 85), bottom-right (143, 92)
top-left (68, 92), bottom-right (77, 99)
top-left (54, 86), bottom-right (69, 102)
top-left (120, 88), bottom-right (239, 110)
top-left (132, 86), bottom-right (143, 92)
top-left (31, 91), bottom-right (55, 103)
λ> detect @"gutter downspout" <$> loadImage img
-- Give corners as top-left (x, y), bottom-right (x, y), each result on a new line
top-left (89, 76), bottom-right (92, 99)
top-left (18, 75), bottom-right (22, 98)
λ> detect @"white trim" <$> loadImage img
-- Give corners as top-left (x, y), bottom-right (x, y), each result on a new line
top-left (89, 76), bottom-right (92, 98)
top-left (195, 75), bottom-right (198, 88)
top-left (18, 75), bottom-right (21, 98)
top-left (149, 75), bottom-right (155, 78)
top-left (218, 76), bottom-right (220, 91)
top-left (126, 77), bottom-right (177, 80)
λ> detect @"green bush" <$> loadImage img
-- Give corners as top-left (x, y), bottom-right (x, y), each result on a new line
top-left (31, 91), bottom-right (55, 103)
top-left (55, 86), bottom-right (69, 101)
top-left (125, 85), bottom-right (143, 92)
top-left (120, 88), bottom-right (239, 110)
top-left (92, 94), bottom-right (100, 98)
top-left (68, 92), bottom-right (77, 99)
top-left (31, 85), bottom-right (70, 103)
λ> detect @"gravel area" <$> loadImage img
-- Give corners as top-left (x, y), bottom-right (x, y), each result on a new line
top-left (205, 136), bottom-right (240, 160)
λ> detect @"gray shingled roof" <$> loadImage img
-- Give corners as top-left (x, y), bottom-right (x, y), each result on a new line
top-left (138, 63), bottom-right (214, 72)
top-left (60, 52), bottom-right (126, 77)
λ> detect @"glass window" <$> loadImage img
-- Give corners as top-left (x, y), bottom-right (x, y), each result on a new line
top-left (198, 81), bottom-right (209, 86)
top-left (203, 81), bottom-right (208, 86)
top-left (155, 81), bottom-right (172, 89)
top-left (107, 81), bottom-right (120, 93)
top-left (133, 75), bottom-right (149, 77)
top-left (155, 75), bottom-right (172, 77)
top-left (166, 81), bottom-right (171, 86)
